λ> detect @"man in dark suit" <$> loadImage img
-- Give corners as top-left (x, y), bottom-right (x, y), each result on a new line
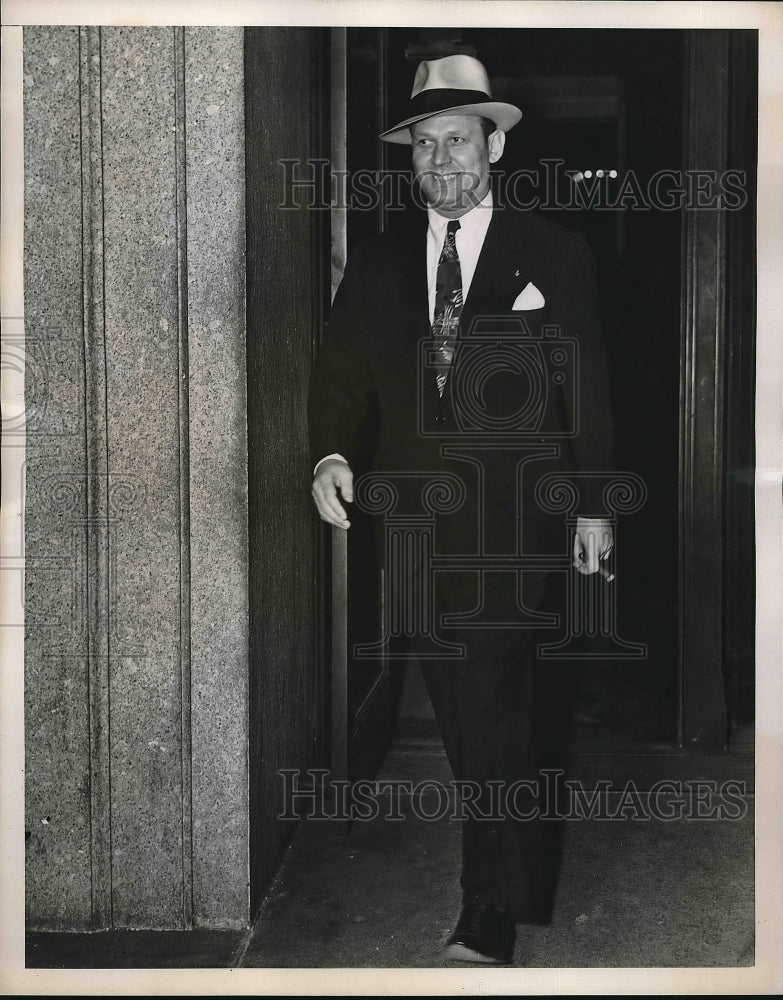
top-left (309, 54), bottom-right (614, 964)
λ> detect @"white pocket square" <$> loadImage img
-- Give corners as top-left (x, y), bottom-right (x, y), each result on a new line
top-left (511, 282), bottom-right (545, 310)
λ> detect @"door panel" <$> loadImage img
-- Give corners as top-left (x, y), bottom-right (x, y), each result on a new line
top-left (245, 26), bottom-right (331, 908)
top-left (330, 29), bottom-right (396, 786)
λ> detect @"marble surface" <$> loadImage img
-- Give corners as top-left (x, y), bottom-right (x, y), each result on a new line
top-left (184, 26), bottom-right (249, 930)
top-left (24, 25), bottom-right (249, 930)
top-left (23, 24), bottom-right (94, 931)
top-left (99, 25), bottom-right (184, 929)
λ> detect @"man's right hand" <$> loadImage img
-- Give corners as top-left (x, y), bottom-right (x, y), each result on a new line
top-left (311, 460), bottom-right (354, 529)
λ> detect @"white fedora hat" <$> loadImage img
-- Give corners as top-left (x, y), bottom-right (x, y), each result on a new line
top-left (379, 54), bottom-right (522, 145)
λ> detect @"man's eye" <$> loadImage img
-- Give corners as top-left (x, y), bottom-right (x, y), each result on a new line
top-left (450, 137), bottom-right (465, 144)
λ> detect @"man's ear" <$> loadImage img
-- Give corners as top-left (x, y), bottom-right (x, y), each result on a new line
top-left (488, 129), bottom-right (506, 164)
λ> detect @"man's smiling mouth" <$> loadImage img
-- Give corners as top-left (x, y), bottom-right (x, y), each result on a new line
top-left (429, 172), bottom-right (466, 185)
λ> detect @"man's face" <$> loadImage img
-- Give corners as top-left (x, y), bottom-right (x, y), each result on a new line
top-left (411, 114), bottom-right (505, 218)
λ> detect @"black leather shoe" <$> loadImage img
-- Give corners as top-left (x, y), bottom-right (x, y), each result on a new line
top-left (445, 900), bottom-right (515, 964)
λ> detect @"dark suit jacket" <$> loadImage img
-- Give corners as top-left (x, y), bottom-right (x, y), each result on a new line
top-left (309, 203), bottom-right (614, 562)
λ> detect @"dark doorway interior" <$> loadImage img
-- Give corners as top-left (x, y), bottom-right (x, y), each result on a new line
top-left (346, 28), bottom-right (685, 757)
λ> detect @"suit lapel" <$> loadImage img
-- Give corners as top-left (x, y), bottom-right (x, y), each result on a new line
top-left (446, 207), bottom-right (550, 408)
top-left (460, 206), bottom-right (539, 334)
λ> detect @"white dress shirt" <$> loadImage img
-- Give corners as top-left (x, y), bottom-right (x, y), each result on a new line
top-left (425, 188), bottom-right (493, 324)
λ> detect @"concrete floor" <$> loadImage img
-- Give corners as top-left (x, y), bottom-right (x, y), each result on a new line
top-left (240, 744), bottom-right (754, 969)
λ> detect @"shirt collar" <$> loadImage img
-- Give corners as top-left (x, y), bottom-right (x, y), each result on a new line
top-left (427, 188), bottom-right (494, 240)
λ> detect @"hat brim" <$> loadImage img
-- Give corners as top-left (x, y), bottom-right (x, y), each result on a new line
top-left (379, 101), bottom-right (522, 144)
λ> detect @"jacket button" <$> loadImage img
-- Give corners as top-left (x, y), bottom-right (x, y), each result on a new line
top-left (435, 415), bottom-right (446, 424)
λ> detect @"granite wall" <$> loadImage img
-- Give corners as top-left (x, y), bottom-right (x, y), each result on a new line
top-left (24, 26), bottom-right (250, 930)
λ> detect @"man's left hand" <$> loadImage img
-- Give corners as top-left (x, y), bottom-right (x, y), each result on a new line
top-left (573, 517), bottom-right (614, 576)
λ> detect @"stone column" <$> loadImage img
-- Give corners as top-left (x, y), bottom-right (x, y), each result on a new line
top-left (24, 25), bottom-right (249, 930)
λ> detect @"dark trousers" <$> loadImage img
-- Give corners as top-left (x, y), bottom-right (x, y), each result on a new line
top-left (415, 572), bottom-right (549, 921)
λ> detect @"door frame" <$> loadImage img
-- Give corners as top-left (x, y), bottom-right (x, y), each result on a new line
top-left (326, 27), bottom-right (756, 790)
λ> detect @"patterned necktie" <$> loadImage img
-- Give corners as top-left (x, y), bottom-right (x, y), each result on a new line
top-left (432, 219), bottom-right (463, 397)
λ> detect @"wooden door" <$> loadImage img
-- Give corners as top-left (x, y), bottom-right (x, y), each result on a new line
top-left (329, 29), bottom-right (397, 787)
top-left (245, 26), bottom-right (332, 908)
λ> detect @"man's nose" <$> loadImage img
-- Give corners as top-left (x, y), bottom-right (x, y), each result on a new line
top-left (432, 141), bottom-right (452, 167)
